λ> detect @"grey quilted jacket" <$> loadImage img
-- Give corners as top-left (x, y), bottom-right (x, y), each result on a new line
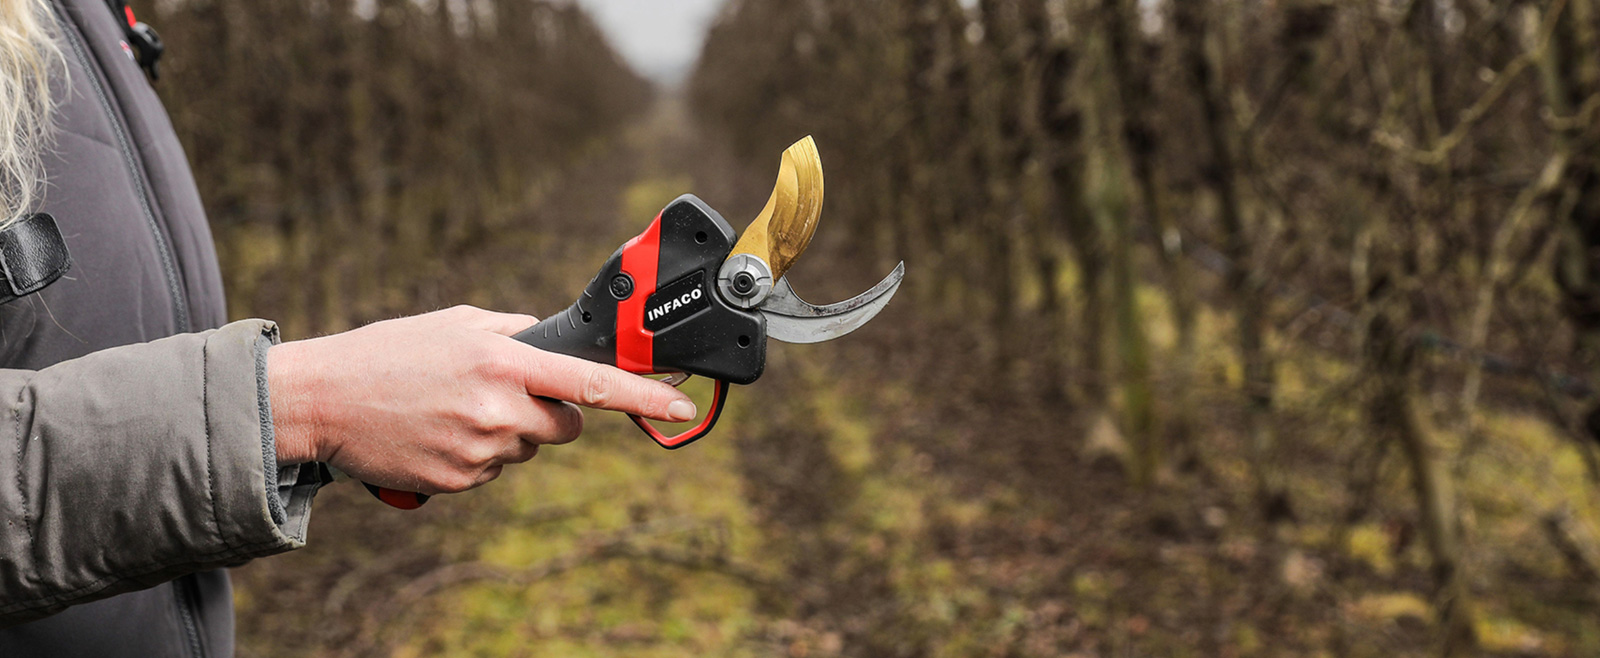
top-left (0, 0), bottom-right (323, 655)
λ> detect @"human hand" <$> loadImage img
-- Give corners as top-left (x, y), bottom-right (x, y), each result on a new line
top-left (267, 305), bottom-right (696, 495)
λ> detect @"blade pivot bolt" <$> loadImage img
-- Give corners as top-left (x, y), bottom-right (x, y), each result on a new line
top-left (717, 254), bottom-right (774, 309)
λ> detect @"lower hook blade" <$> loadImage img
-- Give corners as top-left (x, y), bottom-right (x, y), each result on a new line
top-left (761, 261), bottom-right (904, 344)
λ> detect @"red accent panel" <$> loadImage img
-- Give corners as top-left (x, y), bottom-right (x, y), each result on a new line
top-left (615, 213), bottom-right (662, 374)
top-left (124, 6), bottom-right (136, 27)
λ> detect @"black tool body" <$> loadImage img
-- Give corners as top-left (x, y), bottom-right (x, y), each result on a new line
top-left (512, 194), bottom-right (766, 386)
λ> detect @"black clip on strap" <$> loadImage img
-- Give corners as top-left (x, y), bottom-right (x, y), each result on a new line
top-left (105, 0), bottom-right (164, 80)
top-left (0, 213), bottom-right (72, 306)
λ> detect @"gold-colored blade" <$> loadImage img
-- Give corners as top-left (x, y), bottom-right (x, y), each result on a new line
top-left (728, 136), bottom-right (824, 281)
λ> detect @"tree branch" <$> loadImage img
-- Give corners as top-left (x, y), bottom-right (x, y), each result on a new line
top-left (1373, 0), bottom-right (1570, 165)
top-left (1542, 508), bottom-right (1600, 585)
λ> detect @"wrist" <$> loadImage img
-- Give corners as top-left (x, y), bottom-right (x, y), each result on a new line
top-left (267, 341), bottom-right (324, 465)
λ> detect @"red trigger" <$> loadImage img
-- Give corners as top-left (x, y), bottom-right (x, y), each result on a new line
top-left (630, 380), bottom-right (729, 449)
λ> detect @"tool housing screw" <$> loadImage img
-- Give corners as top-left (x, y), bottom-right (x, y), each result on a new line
top-left (609, 273), bottom-right (634, 300)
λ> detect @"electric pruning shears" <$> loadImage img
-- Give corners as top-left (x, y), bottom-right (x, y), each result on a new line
top-left (363, 137), bottom-right (905, 509)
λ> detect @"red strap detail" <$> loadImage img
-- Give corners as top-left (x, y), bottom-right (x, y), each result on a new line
top-left (630, 380), bottom-right (729, 449)
top-left (615, 213), bottom-right (662, 374)
top-left (124, 6), bottom-right (136, 27)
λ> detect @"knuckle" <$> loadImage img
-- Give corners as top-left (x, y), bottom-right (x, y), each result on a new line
top-left (631, 380), bottom-right (668, 418)
top-left (437, 471), bottom-right (476, 494)
top-left (463, 440), bottom-right (501, 468)
top-left (577, 368), bottom-right (612, 408)
top-left (464, 397), bottom-right (515, 435)
top-left (464, 342), bottom-right (517, 376)
top-left (451, 473), bottom-right (478, 493)
top-left (430, 305), bottom-right (474, 324)
top-left (640, 385), bottom-right (670, 419)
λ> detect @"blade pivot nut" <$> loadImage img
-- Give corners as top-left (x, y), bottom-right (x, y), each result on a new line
top-left (717, 253), bottom-right (774, 309)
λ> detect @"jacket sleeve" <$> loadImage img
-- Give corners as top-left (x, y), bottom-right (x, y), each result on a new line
top-left (0, 319), bottom-right (325, 626)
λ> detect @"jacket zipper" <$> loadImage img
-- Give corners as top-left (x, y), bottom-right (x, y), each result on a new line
top-left (52, 0), bottom-right (191, 333)
top-left (172, 575), bottom-right (208, 658)
top-left (56, 4), bottom-right (201, 652)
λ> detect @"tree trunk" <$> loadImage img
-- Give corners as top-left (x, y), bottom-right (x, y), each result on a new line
top-left (1546, 0), bottom-right (1600, 495)
top-left (1039, 18), bottom-right (1123, 460)
top-left (1458, 153), bottom-right (1568, 468)
top-left (1175, 0), bottom-right (1290, 516)
top-left (1101, 0), bottom-right (1199, 465)
top-left (977, 0), bottom-right (1040, 379)
top-left (1366, 285), bottom-right (1477, 655)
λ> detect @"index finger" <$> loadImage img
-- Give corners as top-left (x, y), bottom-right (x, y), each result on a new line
top-left (517, 349), bottom-right (696, 422)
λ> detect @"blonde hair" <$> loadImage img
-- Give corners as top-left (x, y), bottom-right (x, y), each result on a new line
top-left (0, 0), bottom-right (60, 229)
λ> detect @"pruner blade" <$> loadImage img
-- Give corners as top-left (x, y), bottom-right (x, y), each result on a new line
top-left (760, 261), bottom-right (905, 344)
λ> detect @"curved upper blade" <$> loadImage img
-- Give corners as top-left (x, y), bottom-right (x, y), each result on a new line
top-left (761, 262), bottom-right (904, 344)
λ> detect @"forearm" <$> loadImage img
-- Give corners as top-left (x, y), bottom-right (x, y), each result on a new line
top-left (0, 319), bottom-right (320, 627)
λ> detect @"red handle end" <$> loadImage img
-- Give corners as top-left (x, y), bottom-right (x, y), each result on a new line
top-left (363, 482), bottom-right (430, 509)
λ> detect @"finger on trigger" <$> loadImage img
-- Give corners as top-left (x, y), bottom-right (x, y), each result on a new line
top-left (520, 352), bottom-right (690, 421)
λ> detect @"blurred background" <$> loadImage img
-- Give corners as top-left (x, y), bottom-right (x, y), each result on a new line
top-left (141, 0), bottom-right (1600, 655)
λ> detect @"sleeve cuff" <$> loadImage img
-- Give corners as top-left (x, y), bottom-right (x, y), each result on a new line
top-left (207, 319), bottom-right (325, 552)
top-left (252, 327), bottom-right (331, 540)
